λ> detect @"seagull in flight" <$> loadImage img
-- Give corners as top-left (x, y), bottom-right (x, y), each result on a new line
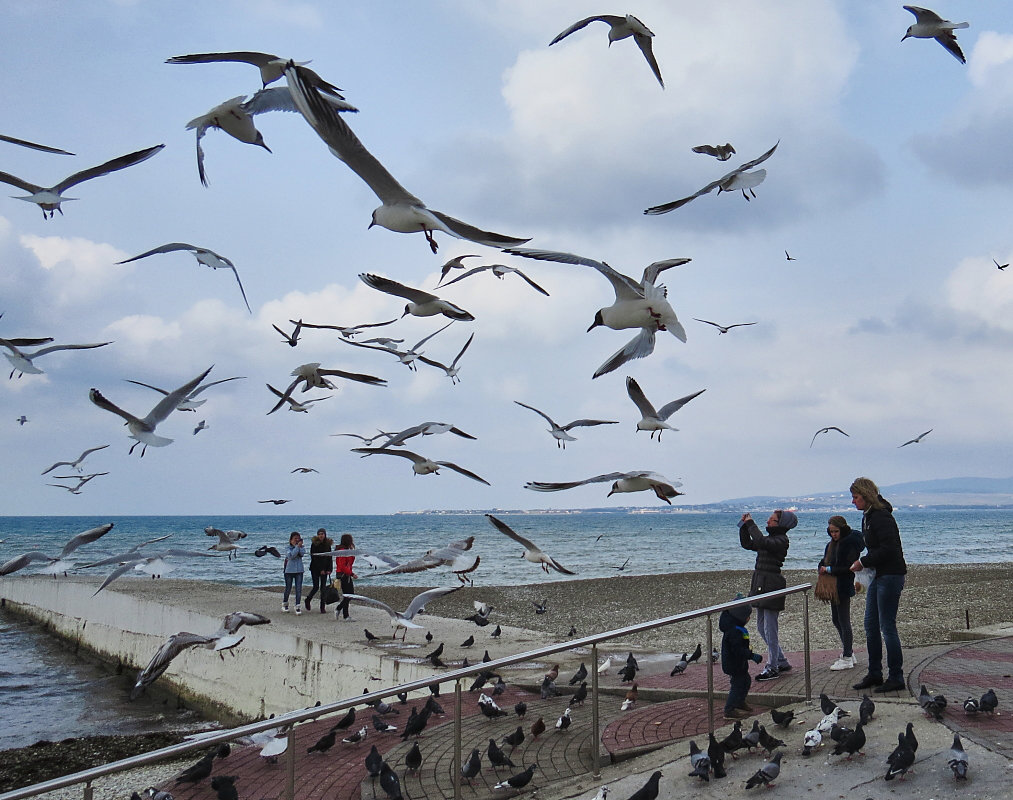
top-left (0, 133), bottom-right (73, 155)
top-left (370, 421), bottom-right (478, 449)
top-left (16, 415), bottom-right (28, 425)
top-left (343, 586), bottom-right (462, 639)
top-left (292, 318), bottom-right (399, 340)
top-left (41, 445), bottom-right (110, 475)
top-left (124, 374), bottom-right (245, 411)
top-left (902, 6), bottom-right (968, 64)
top-left (644, 141), bottom-right (779, 214)
top-left (691, 143), bottom-right (735, 161)
top-left (525, 471), bottom-right (684, 504)
top-left (993, 259), bottom-right (1008, 271)
top-left (373, 536), bottom-right (480, 584)
top-left (0, 339), bottom-right (112, 379)
top-left (258, 499), bottom-right (291, 505)
top-left (360, 273), bottom-right (475, 321)
top-left (625, 378), bottom-right (705, 440)
top-left (266, 363), bottom-right (385, 414)
top-left (89, 365), bottom-right (214, 456)
top-left (167, 51), bottom-right (347, 95)
top-left (340, 321), bottom-right (454, 371)
top-left (810, 426), bottom-right (849, 448)
top-left (266, 383), bottom-right (332, 413)
top-left (0, 523), bottom-right (113, 576)
top-left (504, 247), bottom-right (689, 378)
top-left (273, 319), bottom-right (304, 347)
top-left (513, 400), bottom-right (618, 449)
top-left (416, 332), bottom-right (475, 384)
top-left (549, 14), bottom-right (664, 88)
top-left (118, 243), bottom-right (252, 313)
top-left (291, 467), bottom-right (319, 474)
top-left (48, 472), bottom-right (109, 495)
top-left (486, 514), bottom-right (575, 575)
top-left (693, 318), bottom-right (758, 335)
top-left (436, 254), bottom-right (480, 286)
top-left (899, 429), bottom-right (933, 448)
top-left (284, 63), bottom-right (530, 253)
top-left (0, 144), bottom-right (163, 218)
top-left (352, 447), bottom-right (490, 485)
top-left (439, 264), bottom-right (550, 296)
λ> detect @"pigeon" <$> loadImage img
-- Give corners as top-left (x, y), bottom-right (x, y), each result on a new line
top-left (544, 664), bottom-right (560, 682)
top-left (400, 706), bottom-right (432, 740)
top-left (174, 752), bottom-right (215, 784)
top-left (364, 628), bottom-right (379, 642)
top-left (829, 722), bottom-right (853, 744)
top-left (479, 693), bottom-right (508, 719)
top-left (488, 738), bottom-right (515, 769)
top-left (720, 721), bottom-right (745, 758)
top-left (692, 143), bottom-right (735, 161)
top-left (567, 625), bottom-right (578, 636)
top-left (530, 716), bottom-right (546, 738)
top-left (555, 708), bottom-right (572, 732)
top-left (533, 599), bottom-right (549, 614)
top-left (885, 732), bottom-right (915, 780)
top-left (492, 677), bottom-right (507, 696)
top-left (623, 770), bottom-right (662, 800)
top-left (832, 721), bottom-right (866, 759)
top-left (980, 688), bottom-right (999, 714)
top-left (770, 708), bottom-right (794, 728)
top-left (918, 684), bottom-right (947, 720)
top-left (342, 726), bottom-right (368, 744)
top-left (379, 761), bottom-right (403, 800)
top-left (330, 707), bottom-right (356, 731)
top-left (963, 696), bottom-right (980, 714)
top-left (405, 741), bottom-right (422, 774)
top-left (490, 625), bottom-right (502, 638)
top-left (569, 663), bottom-right (588, 685)
top-left (210, 776), bottom-right (238, 800)
top-left (461, 635), bottom-right (475, 648)
top-left (745, 751), bottom-right (782, 789)
top-left (816, 707), bottom-right (842, 733)
top-left (707, 732), bottom-right (726, 778)
top-left (905, 721), bottom-right (919, 754)
top-left (902, 5), bottom-right (968, 64)
top-left (569, 682), bottom-right (588, 707)
top-left (461, 748), bottom-right (482, 783)
top-left (540, 676), bottom-right (558, 700)
top-left (947, 732), bottom-right (968, 780)
top-left (424, 642), bottom-right (445, 661)
top-left (670, 653), bottom-right (688, 675)
top-left (742, 720), bottom-right (763, 753)
top-left (548, 14), bottom-right (664, 87)
top-left (254, 545), bottom-right (281, 558)
top-left (372, 714), bottom-right (396, 733)
top-left (758, 726), bottom-right (786, 755)
top-left (515, 702), bottom-right (527, 718)
top-left (819, 693), bottom-right (847, 717)
top-left (686, 643), bottom-right (702, 664)
top-left (621, 682), bottom-right (638, 711)
top-left (618, 662), bottom-right (638, 683)
top-left (365, 745), bottom-right (383, 780)
top-left (503, 726), bottom-right (525, 749)
top-left (592, 786), bottom-right (609, 800)
top-left (493, 763), bottom-right (537, 791)
top-left (801, 728), bottom-right (822, 756)
top-left (688, 740), bottom-right (710, 781)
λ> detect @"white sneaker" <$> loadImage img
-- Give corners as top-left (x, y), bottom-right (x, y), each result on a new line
top-left (282, 604), bottom-right (289, 613)
top-left (295, 605), bottom-right (302, 615)
top-left (830, 655), bottom-right (856, 670)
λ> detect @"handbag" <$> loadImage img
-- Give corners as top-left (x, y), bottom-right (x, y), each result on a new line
top-left (814, 571), bottom-right (839, 604)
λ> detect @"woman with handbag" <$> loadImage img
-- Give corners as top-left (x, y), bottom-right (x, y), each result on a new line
top-left (817, 515), bottom-right (865, 670)
top-left (333, 533), bottom-right (358, 621)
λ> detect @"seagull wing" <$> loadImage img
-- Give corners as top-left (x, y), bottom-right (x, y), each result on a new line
top-left (625, 376), bottom-right (658, 418)
top-left (549, 16), bottom-right (623, 45)
top-left (141, 366), bottom-right (214, 428)
top-left (560, 418), bottom-right (618, 431)
top-left (403, 586), bottom-right (462, 620)
top-left (30, 342), bottom-right (112, 358)
top-left (353, 447), bottom-right (425, 464)
top-left (52, 144), bottom-right (164, 193)
top-left (0, 552), bottom-right (55, 576)
top-left (342, 593), bottom-right (401, 623)
top-left (654, 388), bottom-right (706, 420)
top-left (219, 611), bottom-right (271, 635)
top-left (504, 247), bottom-right (641, 301)
top-left (485, 514), bottom-right (541, 551)
top-left (633, 33), bottom-right (664, 87)
top-left (438, 265), bottom-right (493, 288)
top-left (449, 333), bottom-right (475, 369)
top-left (904, 6), bottom-right (942, 24)
top-left (117, 243), bottom-right (200, 265)
top-left (641, 258), bottom-right (691, 286)
top-left (510, 268), bottom-right (551, 296)
top-left (124, 379), bottom-right (170, 396)
top-left (0, 171), bottom-right (43, 193)
top-left (429, 210), bottom-right (530, 250)
top-left (226, 263), bottom-right (252, 313)
top-left (167, 50), bottom-right (277, 68)
top-left (241, 86), bottom-right (357, 116)
top-left (524, 473), bottom-right (628, 492)
top-left (359, 273), bottom-right (437, 304)
top-left (93, 560), bottom-right (144, 595)
top-left (411, 321), bottom-right (454, 351)
top-left (89, 388), bottom-right (144, 426)
top-left (59, 522), bottom-right (114, 558)
top-left (434, 460), bottom-right (491, 485)
top-left (187, 376), bottom-right (246, 399)
top-left (0, 133), bottom-right (74, 155)
top-left (131, 632), bottom-right (215, 699)
top-left (513, 400), bottom-right (560, 430)
top-left (593, 329), bottom-right (657, 379)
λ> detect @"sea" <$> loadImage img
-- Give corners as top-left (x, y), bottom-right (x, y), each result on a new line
top-left (1, 509), bottom-right (1011, 751)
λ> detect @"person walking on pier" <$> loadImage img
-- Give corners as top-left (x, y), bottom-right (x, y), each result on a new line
top-left (333, 534), bottom-right (358, 621)
top-left (305, 528), bottom-right (334, 613)
top-left (282, 531), bottom-right (306, 614)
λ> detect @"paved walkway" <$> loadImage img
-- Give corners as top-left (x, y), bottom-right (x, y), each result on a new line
top-left (161, 637), bottom-right (1013, 800)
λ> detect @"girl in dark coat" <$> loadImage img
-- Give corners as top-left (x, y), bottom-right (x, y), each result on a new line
top-left (819, 515), bottom-right (865, 670)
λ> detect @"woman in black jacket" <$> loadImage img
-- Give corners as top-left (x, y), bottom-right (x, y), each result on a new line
top-left (849, 476), bottom-right (907, 693)
top-left (819, 515), bottom-right (864, 671)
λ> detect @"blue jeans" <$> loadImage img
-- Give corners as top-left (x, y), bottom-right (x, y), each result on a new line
top-left (864, 574), bottom-right (904, 681)
top-left (725, 671), bottom-right (751, 713)
top-left (283, 572), bottom-right (303, 607)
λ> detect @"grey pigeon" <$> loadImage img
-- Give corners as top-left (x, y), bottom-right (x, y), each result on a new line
top-left (541, 675), bottom-right (558, 700)
top-left (490, 624), bottom-right (502, 637)
top-left (622, 770), bottom-right (661, 800)
top-left (980, 688), bottom-right (998, 714)
top-left (461, 748), bottom-right (481, 783)
top-left (492, 676), bottom-right (507, 696)
top-left (688, 740), bottom-right (710, 781)
top-left (742, 720), bottom-right (762, 752)
top-left (918, 684), bottom-right (947, 720)
top-left (745, 751), bottom-right (782, 789)
top-left (947, 733), bottom-right (968, 780)
top-left (669, 653), bottom-right (688, 675)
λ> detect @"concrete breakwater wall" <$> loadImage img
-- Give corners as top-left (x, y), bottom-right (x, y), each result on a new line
top-left (0, 576), bottom-right (439, 722)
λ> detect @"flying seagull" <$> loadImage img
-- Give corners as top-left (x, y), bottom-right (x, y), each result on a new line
top-left (549, 14), bottom-right (664, 88)
top-left (902, 6), bottom-right (968, 64)
top-left (691, 143), bottom-right (735, 161)
top-left (284, 63), bottom-right (530, 253)
top-left (504, 247), bottom-right (689, 378)
top-left (436, 254), bottom-right (480, 285)
top-left (340, 321), bottom-right (453, 372)
top-left (0, 133), bottom-right (73, 155)
top-left (89, 365), bottom-right (214, 456)
top-left (118, 244), bottom-right (252, 313)
top-left (352, 447), bottom-right (490, 485)
top-left (167, 51), bottom-right (347, 95)
top-left (92, 547), bottom-right (217, 595)
top-left (485, 514), bottom-right (575, 575)
top-left (292, 318), bottom-right (399, 340)
top-left (994, 259), bottom-right (1008, 271)
top-left (644, 141), bottom-right (779, 214)
top-left (625, 377), bottom-right (705, 440)
top-left (416, 332), bottom-right (476, 384)
top-left (291, 467), bottom-right (319, 474)
top-left (359, 273), bottom-right (474, 321)
top-left (899, 428), bottom-right (932, 448)
top-left (0, 339), bottom-right (112, 379)
top-left (258, 499), bottom-right (291, 505)
top-left (273, 319), bottom-right (303, 347)
top-left (810, 426), bottom-right (849, 448)
top-left (48, 472), bottom-right (108, 495)
top-left (41, 444), bottom-right (110, 475)
top-left (374, 537), bottom-right (481, 584)
top-left (692, 318), bottom-right (757, 335)
top-left (0, 523), bottom-right (113, 576)
top-left (439, 264), bottom-right (549, 296)
top-left (343, 586), bottom-right (462, 639)
top-left (525, 471), bottom-right (683, 504)
top-left (266, 383), bottom-right (332, 413)
top-left (266, 363), bottom-right (386, 414)
top-left (0, 144), bottom-right (164, 218)
top-left (124, 374), bottom-right (246, 411)
top-left (514, 400), bottom-right (618, 449)
top-left (369, 421), bottom-right (478, 449)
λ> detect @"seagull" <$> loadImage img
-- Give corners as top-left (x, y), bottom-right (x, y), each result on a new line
top-left (16, 415), bottom-right (28, 425)
top-left (291, 467), bottom-right (319, 474)
top-left (503, 247), bottom-right (690, 378)
top-left (485, 514), bottom-right (576, 575)
top-left (0, 339), bottom-right (112, 379)
top-left (89, 366), bottom-right (214, 456)
top-left (0, 143), bottom-right (163, 218)
top-left (368, 421), bottom-right (477, 449)
top-left (124, 374), bottom-right (246, 412)
top-left (273, 319), bottom-right (303, 347)
top-left (284, 63), bottom-right (530, 253)
top-left (258, 499), bottom-right (291, 505)
top-left (266, 383), bottom-right (331, 413)
top-left (359, 274), bottom-right (475, 320)
top-left (0, 522), bottom-right (113, 576)
top-left (514, 400), bottom-right (618, 449)
top-left (343, 586), bottom-right (462, 639)
top-left (525, 471), bottom-right (683, 504)
top-left (436, 254), bottom-right (481, 285)
top-left (549, 14), bottom-right (664, 88)
top-left (79, 533), bottom-right (172, 569)
top-left (785, 250), bottom-right (796, 261)
top-left (373, 536), bottom-right (480, 584)
top-left (293, 318), bottom-right (399, 340)
top-left (41, 444), bottom-right (110, 475)
top-left (340, 321), bottom-right (454, 371)
top-left (439, 264), bottom-right (550, 296)
top-left (208, 528), bottom-right (243, 560)
top-left (692, 318), bottom-right (758, 334)
top-left (416, 332), bottom-right (476, 384)
top-left (692, 143), bottom-right (735, 161)
top-left (902, 6), bottom-right (968, 64)
top-left (184, 87), bottom-right (357, 186)
top-left (625, 378), bottom-right (705, 440)
top-left (994, 259), bottom-right (1008, 271)
top-left (899, 428), bottom-right (933, 447)
top-left (0, 133), bottom-right (73, 155)
top-left (645, 141), bottom-right (779, 214)
top-left (167, 51), bottom-right (347, 95)
top-left (810, 426), bottom-right (849, 448)
top-left (266, 363), bottom-right (386, 414)
top-left (204, 527), bottom-right (246, 542)
top-left (92, 547), bottom-right (218, 595)
top-left (48, 472), bottom-right (108, 495)
top-left (352, 447), bottom-right (490, 485)
top-left (118, 244), bottom-right (252, 313)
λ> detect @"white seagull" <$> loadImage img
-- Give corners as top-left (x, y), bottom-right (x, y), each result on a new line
top-left (48, 472), bottom-right (108, 495)
top-left (525, 471), bottom-right (684, 504)
top-left (266, 363), bottom-right (385, 414)
top-left (92, 547), bottom-right (218, 595)
top-left (899, 428), bottom-right (933, 448)
top-left (167, 51), bottom-right (347, 95)
top-left (118, 243), bottom-right (252, 313)
top-left (359, 273), bottom-right (475, 321)
top-left (625, 378), bottom-right (705, 440)
top-left (692, 318), bottom-right (758, 335)
top-left (124, 374), bottom-right (246, 411)
top-left (352, 447), bottom-right (490, 485)
top-left (373, 421), bottom-right (477, 449)
top-left (266, 383), bottom-right (332, 413)
top-left (284, 63), bottom-right (530, 253)
top-left (207, 528), bottom-right (243, 559)
top-left (0, 339), bottom-right (112, 379)
top-left (436, 254), bottom-right (480, 286)
top-left (549, 14), bottom-right (664, 88)
top-left (0, 144), bottom-right (163, 218)
top-left (343, 586), bottom-right (462, 639)
top-left (340, 321), bottom-right (454, 371)
top-left (417, 332), bottom-right (475, 384)
top-left (41, 444), bottom-right (110, 475)
top-left (691, 143), bottom-right (735, 161)
top-left (374, 536), bottom-right (481, 584)
top-left (644, 141), bottom-right (779, 214)
top-left (0, 133), bottom-right (73, 156)
top-left (440, 264), bottom-right (550, 296)
top-left (486, 514), bottom-right (576, 575)
top-left (292, 318), bottom-right (398, 340)
top-left (504, 247), bottom-right (689, 378)
top-left (514, 400), bottom-right (618, 449)
top-left (0, 523), bottom-right (113, 576)
top-left (89, 365), bottom-right (214, 456)
top-left (902, 6), bottom-right (968, 64)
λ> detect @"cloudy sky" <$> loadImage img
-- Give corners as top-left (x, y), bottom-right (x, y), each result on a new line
top-left (2, 1), bottom-right (1011, 516)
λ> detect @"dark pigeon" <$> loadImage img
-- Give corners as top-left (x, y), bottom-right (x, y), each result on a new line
top-left (365, 745), bottom-right (383, 779)
top-left (686, 643), bottom-right (703, 663)
top-left (514, 701), bottom-right (527, 718)
top-left (832, 721), bottom-right (866, 759)
top-left (980, 688), bottom-right (999, 714)
top-left (210, 776), bottom-right (238, 800)
top-left (379, 761), bottom-right (402, 800)
top-left (330, 707), bottom-right (356, 731)
top-left (707, 732), bottom-right (726, 778)
top-left (859, 695), bottom-right (876, 725)
top-left (405, 741), bottom-right (422, 773)
top-left (502, 726), bottom-right (525, 748)
top-left (461, 748), bottom-right (482, 783)
top-left (569, 681), bottom-right (588, 707)
top-left (306, 729), bottom-right (336, 753)
top-left (770, 708), bottom-right (793, 728)
top-left (569, 662), bottom-right (588, 685)
top-left (461, 635), bottom-right (475, 647)
top-left (488, 738), bottom-right (515, 769)
top-left (885, 732), bottom-right (915, 780)
top-left (758, 725), bottom-right (786, 755)
top-left (623, 770), bottom-right (661, 800)
top-left (493, 763), bottom-right (537, 791)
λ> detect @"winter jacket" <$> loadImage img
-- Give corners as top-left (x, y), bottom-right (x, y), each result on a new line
top-left (334, 548), bottom-right (355, 577)
top-left (858, 498), bottom-right (906, 576)
top-left (819, 527), bottom-right (865, 600)
top-left (284, 544), bottom-right (305, 574)
top-left (738, 519), bottom-right (790, 610)
top-left (309, 537), bottom-right (334, 574)
top-left (720, 607), bottom-right (758, 676)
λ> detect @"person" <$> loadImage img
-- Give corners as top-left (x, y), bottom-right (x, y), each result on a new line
top-left (818, 515), bottom-right (865, 670)
top-left (304, 528), bottom-right (334, 614)
top-left (720, 596), bottom-right (764, 720)
top-left (282, 531), bottom-right (305, 615)
top-left (738, 509), bottom-right (796, 680)
top-left (849, 477), bottom-right (907, 693)
top-left (333, 533), bottom-right (358, 621)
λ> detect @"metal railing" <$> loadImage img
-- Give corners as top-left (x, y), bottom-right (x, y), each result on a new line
top-left (0, 584), bottom-right (812, 800)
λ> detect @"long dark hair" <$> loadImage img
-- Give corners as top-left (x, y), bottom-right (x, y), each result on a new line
top-left (339, 533), bottom-right (354, 549)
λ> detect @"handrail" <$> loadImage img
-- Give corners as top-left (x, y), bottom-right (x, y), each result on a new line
top-left (0, 583), bottom-right (812, 800)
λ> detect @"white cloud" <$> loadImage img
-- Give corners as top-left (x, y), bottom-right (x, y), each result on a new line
top-left (19, 234), bottom-right (129, 307)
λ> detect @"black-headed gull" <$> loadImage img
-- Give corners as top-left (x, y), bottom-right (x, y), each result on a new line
top-left (266, 383), bottom-right (331, 413)
top-left (293, 318), bottom-right (398, 340)
top-left (485, 514), bottom-right (575, 575)
top-left (625, 378), bottom-right (705, 440)
top-left (810, 426), bottom-right (849, 448)
top-left (417, 332), bottom-right (475, 384)
top-left (898, 428), bottom-right (932, 447)
top-left (343, 586), bottom-right (462, 639)
top-left (0, 339), bottom-right (112, 379)
top-left (374, 536), bottom-right (481, 584)
top-left (0, 523), bottom-right (113, 576)
top-left (41, 444), bottom-right (110, 475)
top-left (89, 365), bottom-right (214, 456)
top-left (92, 547), bottom-right (217, 595)
top-left (514, 400), bottom-right (617, 449)
top-left (0, 144), bottom-right (163, 218)
top-left (352, 447), bottom-right (490, 485)
top-left (504, 247), bottom-right (689, 378)
top-left (124, 374), bottom-right (246, 411)
top-left (273, 319), bottom-right (303, 347)
top-left (360, 273), bottom-right (474, 321)
top-left (340, 321), bottom-right (453, 371)
top-left (644, 141), bottom-right (779, 214)
top-left (549, 14), bottom-right (664, 88)
top-left (440, 264), bottom-right (549, 296)
top-left (207, 528), bottom-right (242, 559)
top-left (693, 318), bottom-right (758, 334)
top-left (436, 254), bottom-right (480, 286)
top-left (167, 51), bottom-right (347, 96)
top-left (284, 63), bottom-right (530, 254)
top-left (374, 421), bottom-right (477, 448)
top-left (48, 472), bottom-right (108, 495)
top-left (525, 471), bottom-right (683, 504)
top-left (691, 143), bottom-right (735, 161)
top-left (902, 6), bottom-right (968, 64)
top-left (0, 133), bottom-right (73, 156)
top-left (266, 363), bottom-right (386, 414)
top-left (118, 243), bottom-right (252, 313)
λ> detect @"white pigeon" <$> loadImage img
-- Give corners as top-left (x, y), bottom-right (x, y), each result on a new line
top-left (0, 523), bottom-right (113, 576)
top-left (0, 339), bottom-right (112, 379)
top-left (485, 514), bottom-right (576, 575)
top-left (549, 14), bottom-right (664, 88)
top-left (525, 471), bottom-right (684, 504)
top-left (902, 6), bottom-right (968, 64)
top-left (514, 400), bottom-right (618, 449)
top-left (118, 244), bottom-right (252, 313)
top-left (625, 378), bottom-right (705, 440)
top-left (342, 586), bottom-right (462, 639)
top-left (801, 728), bottom-right (822, 756)
top-left (351, 447), bottom-right (490, 485)
top-left (816, 707), bottom-right (841, 734)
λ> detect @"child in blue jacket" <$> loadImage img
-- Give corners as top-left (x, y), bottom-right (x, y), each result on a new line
top-left (720, 599), bottom-right (763, 719)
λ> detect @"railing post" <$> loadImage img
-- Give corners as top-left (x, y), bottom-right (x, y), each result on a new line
top-left (285, 724), bottom-right (297, 800)
top-left (454, 680), bottom-right (463, 800)
top-left (803, 589), bottom-right (812, 702)
top-left (82, 782), bottom-right (92, 800)
top-left (706, 614), bottom-right (714, 733)
top-left (591, 642), bottom-right (600, 779)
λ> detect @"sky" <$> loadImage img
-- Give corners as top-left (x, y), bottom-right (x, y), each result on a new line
top-left (1, 1), bottom-right (1012, 516)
